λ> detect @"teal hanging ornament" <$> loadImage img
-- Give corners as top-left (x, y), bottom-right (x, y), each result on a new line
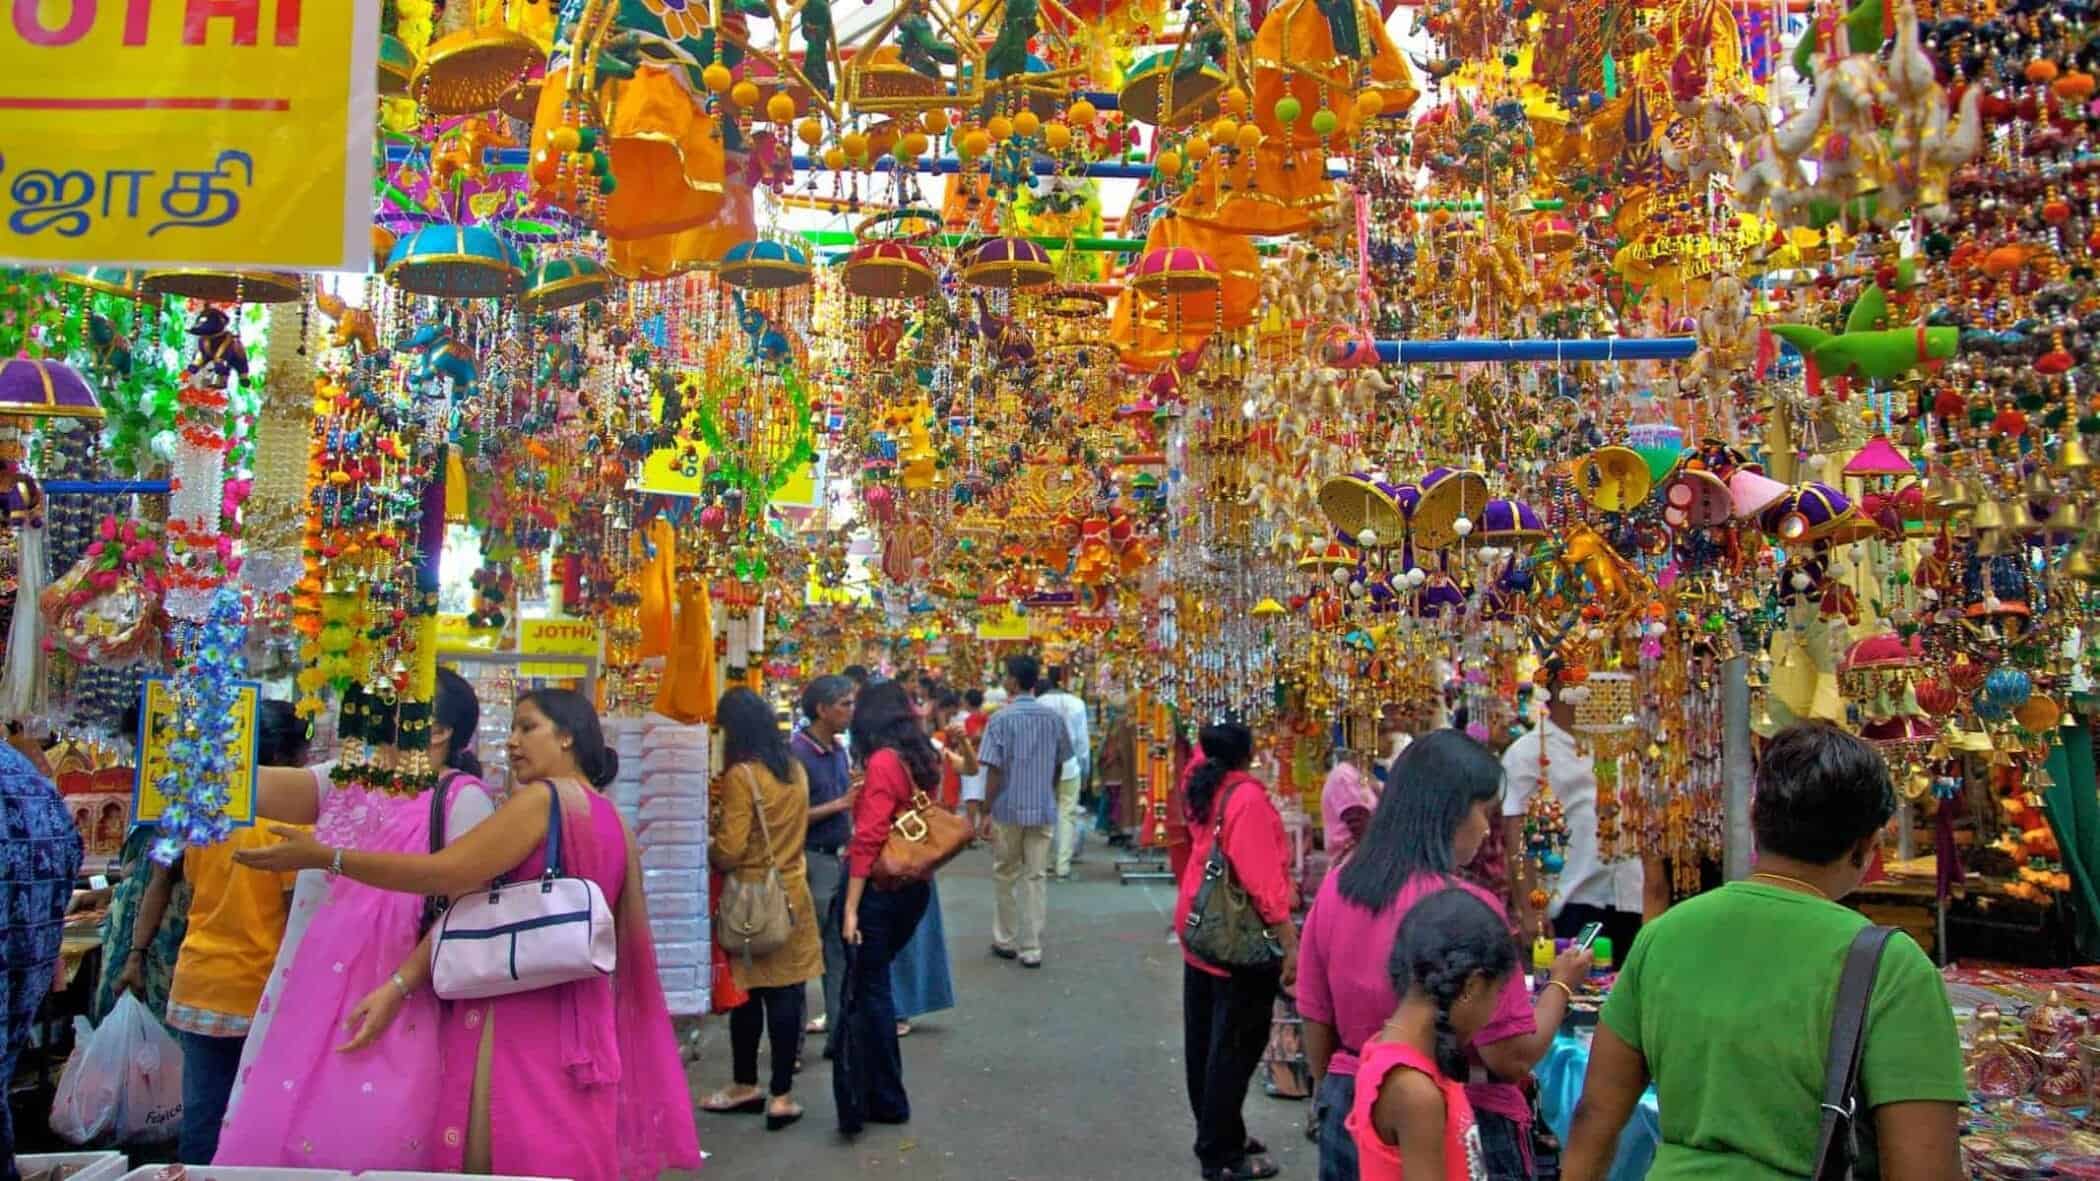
top-left (1602, 55), bottom-right (1618, 98)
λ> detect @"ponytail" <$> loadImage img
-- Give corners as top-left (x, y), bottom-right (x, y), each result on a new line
top-left (434, 667), bottom-right (483, 779)
top-left (1186, 722), bottom-right (1254, 824)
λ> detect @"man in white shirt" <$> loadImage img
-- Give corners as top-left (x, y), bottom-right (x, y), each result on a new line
top-left (1038, 667), bottom-right (1091, 881)
top-left (1501, 674), bottom-right (1667, 959)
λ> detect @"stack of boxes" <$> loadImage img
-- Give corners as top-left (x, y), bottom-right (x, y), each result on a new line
top-left (636, 714), bottom-right (711, 1016)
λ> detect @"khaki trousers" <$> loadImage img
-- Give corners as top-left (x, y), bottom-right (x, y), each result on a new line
top-left (1052, 771), bottom-right (1085, 877)
top-left (991, 822), bottom-right (1052, 956)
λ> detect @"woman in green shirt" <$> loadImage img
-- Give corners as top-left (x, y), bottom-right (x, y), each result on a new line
top-left (1563, 721), bottom-right (1964, 1181)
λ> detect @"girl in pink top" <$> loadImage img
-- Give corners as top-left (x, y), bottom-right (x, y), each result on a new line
top-left (1349, 888), bottom-right (1521, 1181)
top-left (1301, 730), bottom-right (1591, 1179)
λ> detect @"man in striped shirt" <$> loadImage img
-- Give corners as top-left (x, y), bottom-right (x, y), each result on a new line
top-left (976, 653), bottom-right (1073, 969)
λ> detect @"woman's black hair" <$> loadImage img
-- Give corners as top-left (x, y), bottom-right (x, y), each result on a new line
top-left (434, 667), bottom-right (482, 779)
top-left (256, 700), bottom-right (312, 768)
top-left (801, 674), bottom-right (854, 722)
top-left (1753, 720), bottom-right (1895, 865)
top-left (719, 686), bottom-right (795, 783)
top-left (849, 679), bottom-right (941, 790)
top-left (1390, 887), bottom-right (1520, 1078)
top-left (1338, 729), bottom-right (1503, 912)
top-left (517, 688), bottom-right (619, 789)
top-left (1186, 722), bottom-right (1254, 825)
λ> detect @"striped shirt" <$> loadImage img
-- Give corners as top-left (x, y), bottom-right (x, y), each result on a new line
top-left (976, 694), bottom-right (1073, 827)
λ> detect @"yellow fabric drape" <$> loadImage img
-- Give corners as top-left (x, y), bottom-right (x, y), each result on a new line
top-left (638, 520), bottom-right (676, 661)
top-left (443, 448), bottom-right (468, 524)
top-left (654, 581), bottom-right (717, 724)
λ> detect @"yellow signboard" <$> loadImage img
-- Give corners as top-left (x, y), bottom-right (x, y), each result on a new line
top-left (132, 676), bottom-right (259, 828)
top-left (975, 605), bottom-right (1033, 641)
top-left (0, 0), bottom-right (377, 269)
top-left (520, 616), bottom-right (602, 678)
top-left (437, 612), bottom-right (503, 653)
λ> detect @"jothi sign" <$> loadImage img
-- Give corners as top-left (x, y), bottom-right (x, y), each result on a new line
top-left (0, 0), bottom-right (378, 270)
top-left (520, 616), bottom-right (602, 678)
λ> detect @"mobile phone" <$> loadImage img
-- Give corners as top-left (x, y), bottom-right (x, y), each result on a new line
top-left (1573, 922), bottom-right (1604, 951)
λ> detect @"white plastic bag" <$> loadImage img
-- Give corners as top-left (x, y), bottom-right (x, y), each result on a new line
top-left (49, 994), bottom-right (183, 1145)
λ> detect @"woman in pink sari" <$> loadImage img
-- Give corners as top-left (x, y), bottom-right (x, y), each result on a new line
top-left (236, 688), bottom-right (701, 1181)
top-left (216, 671), bottom-right (494, 1171)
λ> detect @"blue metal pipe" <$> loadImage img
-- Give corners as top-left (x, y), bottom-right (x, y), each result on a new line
top-left (1373, 338), bottom-right (1697, 364)
top-left (379, 145), bottom-right (1343, 180)
top-left (42, 479), bottom-right (172, 495)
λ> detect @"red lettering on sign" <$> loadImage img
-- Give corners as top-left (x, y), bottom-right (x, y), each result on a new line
top-left (122, 0), bottom-right (149, 42)
top-left (184, 0), bottom-right (257, 44)
top-left (13, 0), bottom-right (95, 45)
top-left (271, 0), bottom-right (294, 43)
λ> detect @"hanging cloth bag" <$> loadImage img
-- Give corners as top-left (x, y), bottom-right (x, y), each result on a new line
top-left (1182, 780), bottom-right (1285, 968)
top-left (715, 764), bottom-right (795, 961)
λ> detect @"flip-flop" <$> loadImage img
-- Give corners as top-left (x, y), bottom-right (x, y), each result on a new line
top-left (766, 1103), bottom-right (805, 1131)
top-left (896, 1021), bottom-right (913, 1037)
top-left (700, 1090), bottom-right (765, 1114)
top-left (804, 1016), bottom-right (827, 1034)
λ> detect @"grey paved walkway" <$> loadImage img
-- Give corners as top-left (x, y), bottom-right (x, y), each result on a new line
top-left (678, 844), bottom-right (1314, 1180)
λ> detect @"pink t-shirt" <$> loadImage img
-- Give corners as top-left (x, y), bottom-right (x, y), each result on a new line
top-left (1347, 1040), bottom-right (1486, 1181)
top-left (1297, 871), bottom-right (1535, 1126)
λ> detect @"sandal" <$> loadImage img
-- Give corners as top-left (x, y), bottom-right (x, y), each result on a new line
top-left (804, 1015), bottom-right (827, 1035)
top-left (700, 1088), bottom-right (765, 1114)
top-left (1202, 1157), bottom-right (1281, 1181)
top-left (896, 1021), bottom-right (913, 1037)
top-left (766, 1100), bottom-right (805, 1131)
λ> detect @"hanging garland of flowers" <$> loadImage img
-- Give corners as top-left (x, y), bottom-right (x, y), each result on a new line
top-left (150, 583), bottom-right (248, 864)
top-left (681, 363), bottom-right (815, 506)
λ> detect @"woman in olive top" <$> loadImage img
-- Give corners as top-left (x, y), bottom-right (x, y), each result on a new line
top-left (1563, 722), bottom-right (1965, 1181)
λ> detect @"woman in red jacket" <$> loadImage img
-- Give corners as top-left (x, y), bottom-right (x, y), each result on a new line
top-left (1174, 722), bottom-right (1298, 1181)
top-left (834, 679), bottom-right (942, 1136)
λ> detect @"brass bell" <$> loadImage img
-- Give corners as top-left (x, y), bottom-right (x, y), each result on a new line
top-left (2026, 466), bottom-right (2057, 499)
top-left (1970, 495), bottom-right (2006, 532)
top-left (2065, 548), bottom-right (2100, 581)
top-left (1927, 474), bottom-right (1973, 511)
top-left (2057, 435), bottom-right (2094, 473)
top-left (2043, 499), bottom-right (2083, 534)
top-left (1975, 528), bottom-right (2004, 556)
top-left (2000, 498), bottom-right (2037, 534)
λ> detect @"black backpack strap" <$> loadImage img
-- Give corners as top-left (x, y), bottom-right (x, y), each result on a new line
top-left (1812, 926), bottom-right (1897, 1180)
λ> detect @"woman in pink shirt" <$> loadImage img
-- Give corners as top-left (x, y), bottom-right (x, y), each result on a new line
top-left (1174, 723), bottom-right (1298, 1181)
top-left (1299, 730), bottom-right (1591, 1180)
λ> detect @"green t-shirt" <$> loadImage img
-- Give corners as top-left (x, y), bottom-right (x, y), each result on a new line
top-left (1600, 881), bottom-right (1966, 1180)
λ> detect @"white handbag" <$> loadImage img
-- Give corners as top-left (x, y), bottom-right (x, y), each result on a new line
top-left (431, 782), bottom-right (617, 1000)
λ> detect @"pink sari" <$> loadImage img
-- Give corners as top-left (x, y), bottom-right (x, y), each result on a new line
top-left (429, 782), bottom-right (701, 1181)
top-left (216, 772), bottom-right (489, 1170)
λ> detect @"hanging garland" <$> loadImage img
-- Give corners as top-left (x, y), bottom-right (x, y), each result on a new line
top-left (681, 363), bottom-right (815, 505)
top-left (150, 583), bottom-right (248, 864)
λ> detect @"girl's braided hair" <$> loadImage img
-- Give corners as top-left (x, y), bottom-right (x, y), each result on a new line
top-left (1389, 888), bottom-right (1519, 1078)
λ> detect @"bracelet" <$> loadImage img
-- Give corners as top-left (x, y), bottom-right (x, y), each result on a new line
top-left (390, 971), bottom-right (413, 999)
top-left (1542, 980), bottom-right (1576, 1003)
top-left (327, 847), bottom-right (345, 879)
top-left (126, 947), bottom-right (148, 959)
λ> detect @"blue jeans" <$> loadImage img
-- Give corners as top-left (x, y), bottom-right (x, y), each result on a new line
top-left (177, 1030), bottom-right (245, 1165)
top-left (835, 882), bottom-right (930, 1133)
top-left (1315, 1071), bottom-right (1359, 1181)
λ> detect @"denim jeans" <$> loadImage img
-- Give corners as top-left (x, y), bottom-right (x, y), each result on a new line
top-left (1317, 1071), bottom-right (1532, 1179)
top-left (1315, 1071), bottom-right (1359, 1181)
top-left (834, 882), bottom-right (929, 1133)
top-left (177, 1030), bottom-right (245, 1165)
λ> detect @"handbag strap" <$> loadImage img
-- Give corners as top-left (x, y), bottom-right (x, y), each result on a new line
top-left (1811, 925), bottom-right (1896, 1180)
top-left (737, 763), bottom-right (778, 873)
top-left (1210, 776), bottom-right (1241, 840)
top-left (540, 779), bottom-right (565, 880)
top-left (428, 769), bottom-right (459, 854)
